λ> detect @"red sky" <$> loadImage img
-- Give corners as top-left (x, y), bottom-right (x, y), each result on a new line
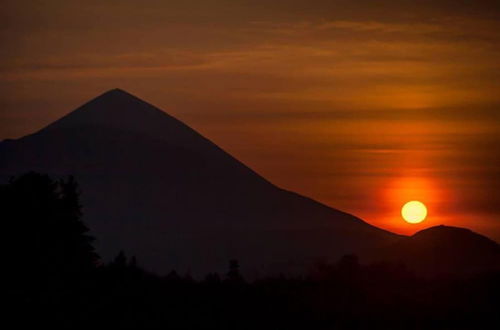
top-left (1, 0), bottom-right (499, 239)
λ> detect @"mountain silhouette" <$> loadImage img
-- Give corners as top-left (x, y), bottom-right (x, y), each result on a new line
top-left (0, 89), bottom-right (401, 275)
top-left (381, 225), bottom-right (500, 276)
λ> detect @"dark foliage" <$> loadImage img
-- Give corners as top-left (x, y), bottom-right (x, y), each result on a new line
top-left (23, 253), bottom-right (496, 329)
top-left (3, 173), bottom-right (499, 329)
top-left (2, 172), bottom-right (98, 325)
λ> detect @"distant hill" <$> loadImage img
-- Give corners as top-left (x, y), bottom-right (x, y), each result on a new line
top-left (380, 225), bottom-right (500, 276)
top-left (0, 89), bottom-right (398, 275)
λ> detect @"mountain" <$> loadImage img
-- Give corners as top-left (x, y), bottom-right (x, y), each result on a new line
top-left (0, 89), bottom-right (399, 275)
top-left (381, 225), bottom-right (500, 276)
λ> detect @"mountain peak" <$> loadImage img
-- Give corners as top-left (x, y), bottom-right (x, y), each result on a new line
top-left (379, 225), bottom-right (500, 276)
top-left (84, 88), bottom-right (150, 110)
top-left (106, 87), bottom-right (127, 94)
top-left (0, 88), bottom-right (401, 274)
top-left (40, 88), bottom-right (184, 136)
top-left (99, 88), bottom-right (135, 99)
top-left (412, 225), bottom-right (495, 242)
top-left (35, 89), bottom-right (226, 156)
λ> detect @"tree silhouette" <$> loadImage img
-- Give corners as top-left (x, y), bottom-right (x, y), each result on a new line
top-left (2, 172), bottom-right (98, 289)
top-left (1, 173), bottom-right (497, 329)
top-left (165, 270), bottom-right (181, 282)
top-left (226, 259), bottom-right (244, 284)
top-left (110, 250), bottom-right (128, 270)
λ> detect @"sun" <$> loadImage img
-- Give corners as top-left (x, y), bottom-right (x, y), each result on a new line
top-left (401, 201), bottom-right (427, 224)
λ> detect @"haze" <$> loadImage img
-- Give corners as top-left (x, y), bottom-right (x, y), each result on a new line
top-left (1, 0), bottom-right (499, 239)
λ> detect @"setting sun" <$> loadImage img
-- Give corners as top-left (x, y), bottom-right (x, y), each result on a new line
top-left (402, 201), bottom-right (428, 224)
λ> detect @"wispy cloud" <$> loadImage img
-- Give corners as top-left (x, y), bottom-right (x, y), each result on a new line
top-left (1, 0), bottom-right (499, 238)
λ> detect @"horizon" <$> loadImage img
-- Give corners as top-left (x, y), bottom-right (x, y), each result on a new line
top-left (2, 3), bottom-right (499, 328)
top-left (1, 1), bottom-right (499, 241)
top-left (4, 87), bottom-right (499, 241)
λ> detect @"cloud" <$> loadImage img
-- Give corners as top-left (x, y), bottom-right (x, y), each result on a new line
top-left (0, 0), bottom-right (499, 238)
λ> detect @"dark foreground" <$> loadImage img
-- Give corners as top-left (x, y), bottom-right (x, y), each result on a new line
top-left (3, 173), bottom-right (499, 329)
top-left (8, 256), bottom-right (499, 329)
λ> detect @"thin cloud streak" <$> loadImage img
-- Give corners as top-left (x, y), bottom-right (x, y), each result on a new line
top-left (1, 0), bottom-right (499, 239)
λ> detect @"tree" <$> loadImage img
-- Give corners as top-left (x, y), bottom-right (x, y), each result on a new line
top-left (1, 172), bottom-right (99, 289)
top-left (226, 259), bottom-right (244, 284)
top-left (110, 250), bottom-right (128, 270)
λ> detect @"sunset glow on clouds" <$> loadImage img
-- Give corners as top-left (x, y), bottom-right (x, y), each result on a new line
top-left (1, 0), bottom-right (499, 238)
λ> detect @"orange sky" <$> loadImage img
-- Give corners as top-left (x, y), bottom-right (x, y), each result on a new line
top-left (1, 1), bottom-right (499, 240)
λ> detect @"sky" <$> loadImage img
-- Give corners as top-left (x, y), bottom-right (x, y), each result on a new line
top-left (1, 0), bottom-right (499, 239)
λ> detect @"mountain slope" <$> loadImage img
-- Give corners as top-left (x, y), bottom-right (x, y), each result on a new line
top-left (381, 225), bottom-right (500, 276)
top-left (0, 89), bottom-right (398, 275)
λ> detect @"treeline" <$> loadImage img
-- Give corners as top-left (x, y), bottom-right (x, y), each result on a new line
top-left (2, 173), bottom-right (499, 329)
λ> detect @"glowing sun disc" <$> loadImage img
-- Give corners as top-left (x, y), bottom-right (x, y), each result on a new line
top-left (401, 201), bottom-right (427, 224)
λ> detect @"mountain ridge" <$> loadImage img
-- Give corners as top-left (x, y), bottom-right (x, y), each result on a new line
top-left (2, 88), bottom-right (476, 276)
top-left (380, 225), bottom-right (500, 276)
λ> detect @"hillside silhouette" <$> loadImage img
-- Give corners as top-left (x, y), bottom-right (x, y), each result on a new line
top-left (3, 173), bottom-right (498, 329)
top-left (380, 225), bottom-right (500, 277)
top-left (0, 88), bottom-right (397, 275)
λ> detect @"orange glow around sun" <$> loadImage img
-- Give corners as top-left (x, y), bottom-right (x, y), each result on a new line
top-left (381, 176), bottom-right (443, 234)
